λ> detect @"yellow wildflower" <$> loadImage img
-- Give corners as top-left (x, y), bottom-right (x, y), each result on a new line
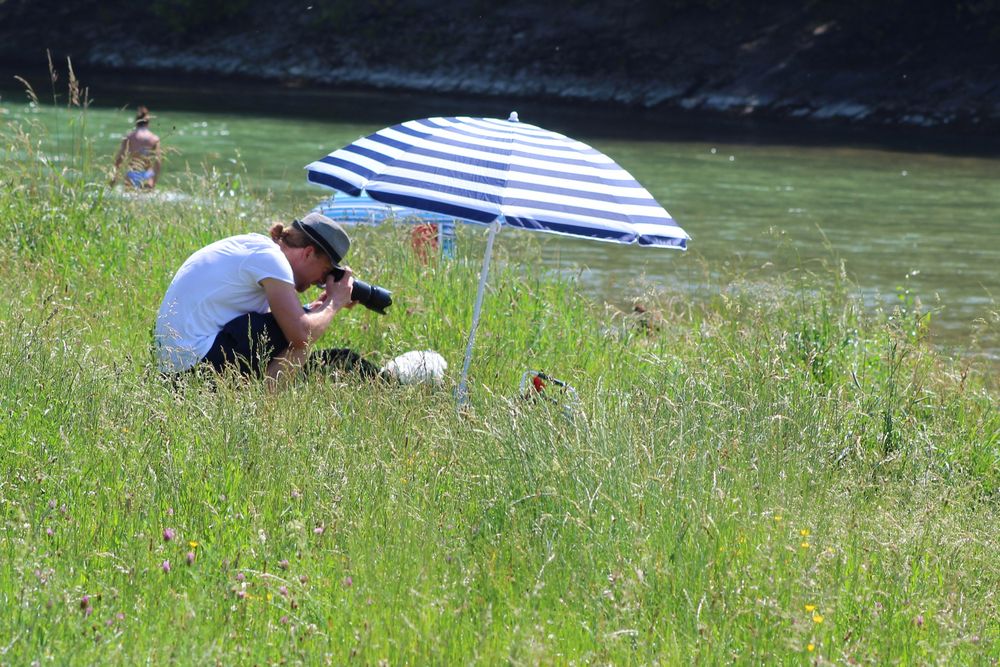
top-left (189, 541), bottom-right (199, 549)
top-left (801, 541), bottom-right (810, 549)
top-left (807, 644), bottom-right (815, 652)
top-left (813, 613), bottom-right (824, 624)
top-left (774, 515), bottom-right (783, 522)
top-left (800, 528), bottom-right (810, 537)
top-left (805, 604), bottom-right (816, 612)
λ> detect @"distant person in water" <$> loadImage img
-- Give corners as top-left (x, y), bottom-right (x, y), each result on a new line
top-left (111, 106), bottom-right (161, 190)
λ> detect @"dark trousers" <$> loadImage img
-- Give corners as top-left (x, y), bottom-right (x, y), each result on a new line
top-left (201, 312), bottom-right (384, 379)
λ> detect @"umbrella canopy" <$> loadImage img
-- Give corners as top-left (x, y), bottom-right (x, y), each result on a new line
top-left (306, 113), bottom-right (689, 248)
top-left (305, 113), bottom-right (689, 404)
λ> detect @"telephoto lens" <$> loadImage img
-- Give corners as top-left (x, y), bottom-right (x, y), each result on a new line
top-left (331, 268), bottom-right (392, 314)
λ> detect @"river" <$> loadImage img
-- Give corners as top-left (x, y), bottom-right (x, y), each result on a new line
top-left (2, 72), bottom-right (998, 365)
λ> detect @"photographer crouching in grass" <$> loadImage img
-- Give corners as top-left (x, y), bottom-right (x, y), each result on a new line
top-left (154, 212), bottom-right (389, 387)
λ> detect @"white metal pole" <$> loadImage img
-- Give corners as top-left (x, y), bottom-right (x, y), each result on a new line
top-left (456, 220), bottom-right (501, 407)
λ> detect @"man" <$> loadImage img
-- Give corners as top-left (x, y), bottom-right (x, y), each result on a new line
top-left (111, 106), bottom-right (161, 190)
top-left (154, 212), bottom-right (380, 385)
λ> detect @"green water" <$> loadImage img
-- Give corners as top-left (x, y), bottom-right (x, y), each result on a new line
top-left (2, 79), bottom-right (998, 363)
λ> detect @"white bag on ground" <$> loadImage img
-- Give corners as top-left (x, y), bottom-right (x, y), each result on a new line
top-left (381, 350), bottom-right (448, 386)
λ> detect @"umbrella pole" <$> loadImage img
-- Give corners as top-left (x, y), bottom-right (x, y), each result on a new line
top-left (456, 220), bottom-right (500, 406)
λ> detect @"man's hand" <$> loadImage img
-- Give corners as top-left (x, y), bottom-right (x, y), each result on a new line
top-left (324, 267), bottom-right (356, 311)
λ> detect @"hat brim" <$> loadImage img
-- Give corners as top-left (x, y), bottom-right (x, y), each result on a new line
top-left (292, 219), bottom-right (345, 268)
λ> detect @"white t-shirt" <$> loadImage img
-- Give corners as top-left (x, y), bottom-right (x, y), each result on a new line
top-left (155, 233), bottom-right (294, 372)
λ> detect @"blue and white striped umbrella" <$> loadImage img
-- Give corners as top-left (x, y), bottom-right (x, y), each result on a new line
top-left (305, 113), bottom-right (689, 248)
top-left (305, 113), bottom-right (689, 404)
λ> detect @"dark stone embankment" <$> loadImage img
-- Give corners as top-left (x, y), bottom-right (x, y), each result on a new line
top-left (2, 0), bottom-right (998, 138)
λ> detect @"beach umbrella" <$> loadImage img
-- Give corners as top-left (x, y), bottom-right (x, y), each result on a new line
top-left (305, 112), bottom-right (690, 404)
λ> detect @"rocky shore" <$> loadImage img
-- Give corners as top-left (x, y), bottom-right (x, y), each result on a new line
top-left (2, 0), bottom-right (998, 135)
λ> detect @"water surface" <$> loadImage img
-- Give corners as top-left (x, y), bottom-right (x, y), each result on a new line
top-left (2, 74), bottom-right (997, 363)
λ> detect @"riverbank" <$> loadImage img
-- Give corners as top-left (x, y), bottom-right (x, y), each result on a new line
top-left (4, 80), bottom-right (998, 367)
top-left (2, 0), bottom-right (998, 136)
top-left (1, 110), bottom-right (998, 663)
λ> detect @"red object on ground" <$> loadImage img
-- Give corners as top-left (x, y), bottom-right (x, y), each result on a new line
top-left (532, 375), bottom-right (546, 392)
top-left (411, 223), bottom-right (439, 263)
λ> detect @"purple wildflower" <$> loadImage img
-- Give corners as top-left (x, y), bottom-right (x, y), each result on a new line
top-left (280, 615), bottom-right (289, 624)
top-left (236, 572), bottom-right (245, 582)
top-left (343, 575), bottom-right (353, 588)
top-left (186, 551), bottom-right (195, 566)
top-left (236, 590), bottom-right (246, 600)
top-left (279, 559), bottom-right (289, 570)
top-left (313, 526), bottom-right (324, 535)
top-left (278, 585), bottom-right (288, 597)
top-left (46, 527), bottom-right (54, 537)
top-left (163, 528), bottom-right (175, 542)
top-left (161, 560), bottom-right (171, 573)
top-left (48, 499), bottom-right (57, 509)
top-left (80, 594), bottom-right (91, 610)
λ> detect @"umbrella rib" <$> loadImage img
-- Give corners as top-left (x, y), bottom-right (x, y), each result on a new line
top-left (496, 122), bottom-right (517, 225)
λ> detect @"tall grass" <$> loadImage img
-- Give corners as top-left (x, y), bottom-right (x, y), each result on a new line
top-left (0, 86), bottom-right (997, 664)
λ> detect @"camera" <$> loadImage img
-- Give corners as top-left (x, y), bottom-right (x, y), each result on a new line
top-left (331, 267), bottom-right (392, 314)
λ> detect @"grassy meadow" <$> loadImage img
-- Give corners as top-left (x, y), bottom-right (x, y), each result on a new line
top-left (1, 93), bottom-right (998, 665)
